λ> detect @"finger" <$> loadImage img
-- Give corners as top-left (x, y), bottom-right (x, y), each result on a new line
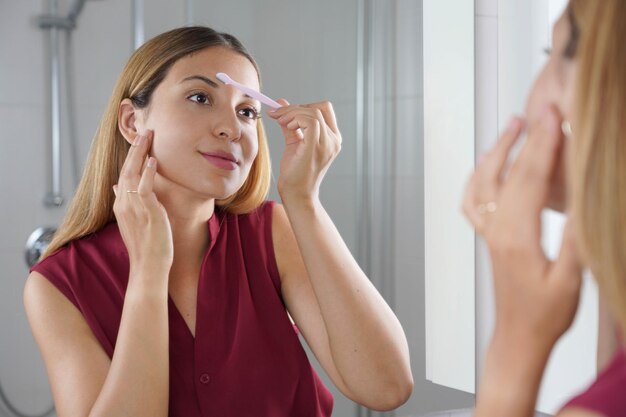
top-left (302, 101), bottom-right (339, 135)
top-left (136, 157), bottom-right (160, 211)
top-left (273, 106), bottom-right (324, 144)
top-left (266, 99), bottom-right (292, 119)
top-left (502, 107), bottom-right (563, 215)
top-left (548, 218), bottom-right (583, 300)
top-left (120, 131), bottom-right (152, 182)
top-left (286, 114), bottom-right (322, 145)
top-left (274, 106), bottom-right (323, 126)
top-left (475, 117), bottom-right (524, 202)
top-left (492, 108), bottom-right (564, 244)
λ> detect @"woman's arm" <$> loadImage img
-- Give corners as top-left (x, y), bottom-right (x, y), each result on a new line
top-left (24, 131), bottom-right (174, 417)
top-left (463, 109), bottom-right (583, 417)
top-left (267, 101), bottom-right (412, 411)
top-left (475, 333), bottom-right (552, 417)
top-left (24, 270), bottom-right (169, 417)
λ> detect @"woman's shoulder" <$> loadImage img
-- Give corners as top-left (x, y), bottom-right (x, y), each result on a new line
top-left (561, 347), bottom-right (626, 417)
top-left (29, 222), bottom-right (126, 296)
top-left (35, 222), bottom-right (123, 266)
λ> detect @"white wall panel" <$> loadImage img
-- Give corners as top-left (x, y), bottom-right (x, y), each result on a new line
top-left (424, 0), bottom-right (476, 394)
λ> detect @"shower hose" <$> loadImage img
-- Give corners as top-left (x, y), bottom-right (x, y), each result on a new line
top-left (0, 380), bottom-right (54, 417)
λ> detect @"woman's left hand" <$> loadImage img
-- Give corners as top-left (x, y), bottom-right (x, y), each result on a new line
top-left (462, 106), bottom-right (583, 352)
top-left (267, 100), bottom-right (342, 203)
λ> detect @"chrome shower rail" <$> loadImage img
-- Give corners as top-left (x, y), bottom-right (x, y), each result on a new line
top-left (37, 0), bottom-right (88, 207)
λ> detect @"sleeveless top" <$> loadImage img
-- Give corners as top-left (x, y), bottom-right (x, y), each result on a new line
top-left (562, 346), bottom-right (626, 417)
top-left (30, 201), bottom-right (333, 417)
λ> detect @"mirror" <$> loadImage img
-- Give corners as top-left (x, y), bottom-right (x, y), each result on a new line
top-left (1, 0), bottom-right (476, 416)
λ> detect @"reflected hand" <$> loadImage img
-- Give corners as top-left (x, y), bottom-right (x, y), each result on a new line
top-left (267, 100), bottom-right (342, 203)
top-left (462, 107), bottom-right (583, 351)
top-left (112, 130), bottom-right (174, 277)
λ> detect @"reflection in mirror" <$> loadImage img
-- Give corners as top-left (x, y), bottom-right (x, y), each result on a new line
top-left (491, 0), bottom-right (597, 414)
top-left (2, 1), bottom-right (475, 417)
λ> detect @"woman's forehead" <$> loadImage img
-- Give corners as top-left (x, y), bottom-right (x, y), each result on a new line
top-left (166, 47), bottom-right (260, 89)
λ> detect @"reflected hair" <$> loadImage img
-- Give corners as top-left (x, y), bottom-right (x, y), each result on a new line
top-left (569, 0), bottom-right (626, 336)
top-left (40, 26), bottom-right (271, 261)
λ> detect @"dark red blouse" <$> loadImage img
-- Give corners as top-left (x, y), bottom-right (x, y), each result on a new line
top-left (30, 201), bottom-right (333, 417)
top-left (562, 346), bottom-right (626, 417)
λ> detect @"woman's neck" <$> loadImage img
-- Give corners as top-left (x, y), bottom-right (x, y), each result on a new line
top-left (152, 174), bottom-right (216, 271)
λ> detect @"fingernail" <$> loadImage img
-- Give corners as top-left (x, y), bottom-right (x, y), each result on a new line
top-left (147, 157), bottom-right (155, 168)
top-left (542, 111), bottom-right (560, 136)
top-left (134, 135), bottom-right (144, 146)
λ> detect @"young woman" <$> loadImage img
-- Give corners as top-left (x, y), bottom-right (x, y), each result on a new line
top-left (24, 27), bottom-right (413, 417)
top-left (463, 1), bottom-right (626, 416)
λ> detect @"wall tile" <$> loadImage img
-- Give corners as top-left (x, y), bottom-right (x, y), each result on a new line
top-left (395, 97), bottom-right (424, 179)
top-left (0, 0), bottom-right (46, 106)
top-left (249, 0), bottom-right (358, 105)
top-left (73, 0), bottom-right (132, 108)
top-left (476, 0), bottom-right (498, 17)
top-left (0, 104), bottom-right (69, 251)
top-left (143, 0), bottom-right (184, 40)
top-left (396, 0), bottom-right (424, 98)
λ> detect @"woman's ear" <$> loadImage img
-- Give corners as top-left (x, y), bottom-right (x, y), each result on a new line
top-left (118, 98), bottom-right (141, 145)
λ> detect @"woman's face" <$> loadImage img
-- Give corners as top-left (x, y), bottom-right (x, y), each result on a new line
top-left (525, 11), bottom-right (578, 127)
top-left (135, 46), bottom-right (261, 200)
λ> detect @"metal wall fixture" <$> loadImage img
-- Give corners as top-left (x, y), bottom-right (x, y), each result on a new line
top-left (37, 0), bottom-right (96, 207)
top-left (131, 0), bottom-right (145, 50)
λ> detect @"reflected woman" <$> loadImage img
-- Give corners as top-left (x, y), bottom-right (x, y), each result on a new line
top-left (24, 26), bottom-right (412, 416)
top-left (464, 1), bottom-right (626, 416)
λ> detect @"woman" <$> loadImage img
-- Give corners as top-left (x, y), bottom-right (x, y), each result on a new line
top-left (463, 1), bottom-right (625, 416)
top-left (24, 26), bottom-right (413, 416)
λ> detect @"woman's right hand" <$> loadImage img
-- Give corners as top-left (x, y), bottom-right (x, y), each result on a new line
top-left (113, 130), bottom-right (174, 277)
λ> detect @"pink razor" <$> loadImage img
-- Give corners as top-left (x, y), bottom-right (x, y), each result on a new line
top-left (216, 72), bottom-right (282, 109)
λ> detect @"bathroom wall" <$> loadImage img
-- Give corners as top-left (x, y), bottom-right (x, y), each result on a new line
top-left (1, 1), bottom-right (473, 416)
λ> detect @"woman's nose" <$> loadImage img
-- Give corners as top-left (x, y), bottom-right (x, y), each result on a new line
top-left (213, 110), bottom-right (242, 141)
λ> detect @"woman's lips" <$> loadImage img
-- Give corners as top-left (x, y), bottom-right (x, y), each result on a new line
top-left (200, 151), bottom-right (238, 171)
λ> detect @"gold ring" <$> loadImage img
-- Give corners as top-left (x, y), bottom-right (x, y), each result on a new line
top-left (126, 190), bottom-right (138, 194)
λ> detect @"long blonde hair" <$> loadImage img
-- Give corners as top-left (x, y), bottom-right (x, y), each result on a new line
top-left (40, 27), bottom-right (271, 261)
top-left (569, 0), bottom-right (626, 337)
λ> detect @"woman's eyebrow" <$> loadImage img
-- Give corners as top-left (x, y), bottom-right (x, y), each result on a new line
top-left (180, 75), bottom-right (219, 88)
top-left (180, 74), bottom-right (258, 104)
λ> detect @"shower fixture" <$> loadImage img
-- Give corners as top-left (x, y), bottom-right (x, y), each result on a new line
top-left (37, 0), bottom-right (93, 208)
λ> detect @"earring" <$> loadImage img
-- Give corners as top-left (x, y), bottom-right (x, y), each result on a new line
top-left (561, 120), bottom-right (573, 138)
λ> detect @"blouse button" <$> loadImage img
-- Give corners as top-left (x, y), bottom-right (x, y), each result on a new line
top-left (199, 373), bottom-right (211, 384)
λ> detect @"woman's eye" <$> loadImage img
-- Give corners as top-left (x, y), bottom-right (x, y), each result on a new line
top-left (188, 93), bottom-right (210, 105)
top-left (239, 107), bottom-right (260, 120)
